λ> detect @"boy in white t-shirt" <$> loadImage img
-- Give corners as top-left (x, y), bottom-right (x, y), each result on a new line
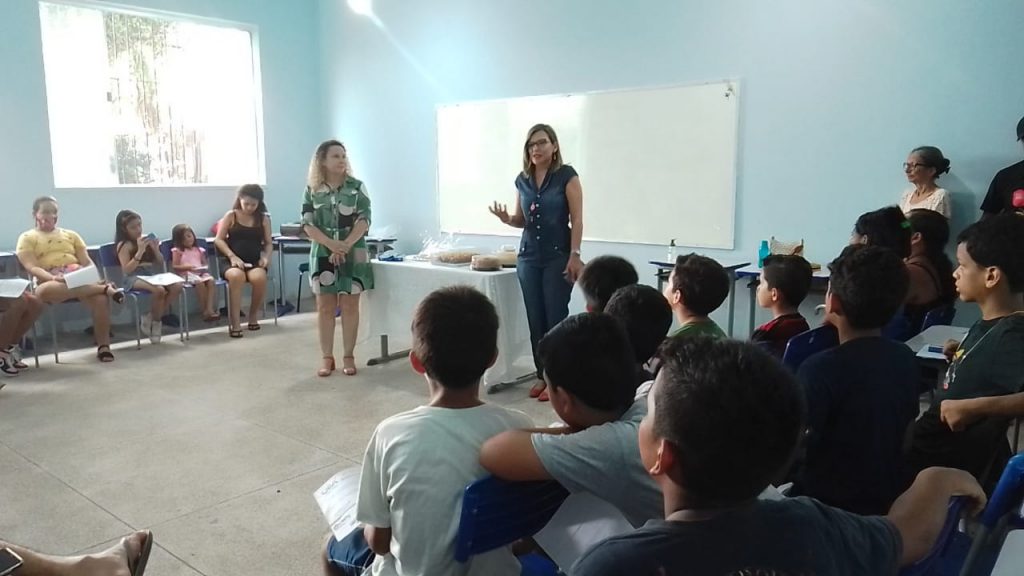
top-left (323, 286), bottom-right (533, 576)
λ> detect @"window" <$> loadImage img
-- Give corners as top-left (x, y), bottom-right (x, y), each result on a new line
top-left (39, 2), bottom-right (263, 187)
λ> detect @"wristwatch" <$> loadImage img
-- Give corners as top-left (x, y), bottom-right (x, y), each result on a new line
top-left (571, 249), bottom-right (581, 257)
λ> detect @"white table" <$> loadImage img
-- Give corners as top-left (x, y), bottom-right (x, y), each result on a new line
top-left (649, 259), bottom-right (750, 337)
top-left (735, 264), bottom-right (831, 336)
top-left (362, 260), bottom-right (530, 388)
top-left (904, 324), bottom-right (969, 358)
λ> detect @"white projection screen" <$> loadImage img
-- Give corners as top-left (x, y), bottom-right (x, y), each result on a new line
top-left (436, 81), bottom-right (739, 249)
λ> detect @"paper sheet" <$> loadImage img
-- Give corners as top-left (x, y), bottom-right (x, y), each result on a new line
top-left (533, 493), bottom-right (633, 570)
top-left (137, 273), bottom-right (185, 286)
top-left (313, 466), bottom-right (362, 540)
top-left (64, 266), bottom-right (101, 289)
top-left (535, 486), bottom-right (787, 570)
top-left (0, 279), bottom-right (30, 299)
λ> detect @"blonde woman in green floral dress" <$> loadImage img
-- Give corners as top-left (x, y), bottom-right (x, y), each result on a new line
top-left (302, 140), bottom-right (375, 377)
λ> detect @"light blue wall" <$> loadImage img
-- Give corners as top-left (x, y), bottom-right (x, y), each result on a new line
top-left (319, 0), bottom-right (1024, 332)
top-left (0, 0), bottom-right (321, 247)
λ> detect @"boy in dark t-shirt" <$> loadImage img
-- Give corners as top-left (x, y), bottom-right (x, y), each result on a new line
top-left (792, 245), bottom-right (920, 514)
top-left (571, 338), bottom-right (985, 576)
top-left (750, 254), bottom-right (813, 357)
top-left (909, 214), bottom-right (1024, 480)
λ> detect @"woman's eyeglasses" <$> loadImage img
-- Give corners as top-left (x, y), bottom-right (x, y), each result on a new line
top-left (903, 162), bottom-right (929, 171)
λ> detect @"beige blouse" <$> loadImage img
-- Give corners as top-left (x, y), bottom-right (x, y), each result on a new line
top-left (900, 188), bottom-right (951, 219)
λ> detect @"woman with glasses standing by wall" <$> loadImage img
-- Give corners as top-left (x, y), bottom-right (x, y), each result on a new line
top-left (899, 146), bottom-right (952, 219)
top-left (489, 124), bottom-right (584, 401)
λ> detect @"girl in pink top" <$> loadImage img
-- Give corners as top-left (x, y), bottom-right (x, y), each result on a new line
top-left (171, 224), bottom-right (219, 321)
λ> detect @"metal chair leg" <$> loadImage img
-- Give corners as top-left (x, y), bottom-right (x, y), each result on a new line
top-left (132, 295), bottom-right (141, 350)
top-left (49, 309), bottom-right (59, 364)
top-left (296, 272), bottom-right (303, 313)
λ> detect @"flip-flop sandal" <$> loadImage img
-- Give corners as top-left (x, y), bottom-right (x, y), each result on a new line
top-left (229, 328), bottom-right (244, 338)
top-left (106, 286), bottom-right (126, 304)
top-left (247, 322), bottom-right (261, 331)
top-left (127, 530), bottom-right (153, 576)
top-left (96, 345), bottom-right (115, 363)
top-left (203, 313), bottom-right (221, 322)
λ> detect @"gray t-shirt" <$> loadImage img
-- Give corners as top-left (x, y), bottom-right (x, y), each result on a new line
top-left (531, 397), bottom-right (663, 528)
top-left (571, 497), bottom-right (902, 576)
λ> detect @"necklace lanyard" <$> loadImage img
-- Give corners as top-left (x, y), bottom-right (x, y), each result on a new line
top-left (944, 312), bottom-right (1024, 390)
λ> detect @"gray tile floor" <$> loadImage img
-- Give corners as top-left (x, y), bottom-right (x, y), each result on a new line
top-left (0, 313), bottom-right (554, 576)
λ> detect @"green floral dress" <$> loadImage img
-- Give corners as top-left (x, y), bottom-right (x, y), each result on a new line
top-left (301, 177), bottom-right (375, 295)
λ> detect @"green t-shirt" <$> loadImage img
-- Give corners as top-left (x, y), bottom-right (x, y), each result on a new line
top-left (670, 320), bottom-right (727, 340)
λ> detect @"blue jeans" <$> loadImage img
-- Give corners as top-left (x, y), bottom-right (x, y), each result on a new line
top-left (325, 529), bottom-right (374, 576)
top-left (517, 253), bottom-right (572, 372)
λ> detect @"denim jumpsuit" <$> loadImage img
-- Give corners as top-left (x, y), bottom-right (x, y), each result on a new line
top-left (515, 164), bottom-right (578, 372)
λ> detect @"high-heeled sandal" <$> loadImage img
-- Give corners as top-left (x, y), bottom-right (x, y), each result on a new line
top-left (342, 356), bottom-right (357, 376)
top-left (318, 356), bottom-right (336, 377)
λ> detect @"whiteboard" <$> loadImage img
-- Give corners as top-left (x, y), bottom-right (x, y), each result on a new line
top-left (436, 81), bottom-right (739, 249)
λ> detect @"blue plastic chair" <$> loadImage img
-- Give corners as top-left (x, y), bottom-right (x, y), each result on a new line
top-left (782, 325), bottom-right (839, 372)
top-left (454, 475), bottom-right (569, 566)
top-left (899, 497), bottom-right (971, 576)
top-left (959, 454), bottom-right (1024, 576)
top-left (921, 305), bottom-right (957, 333)
top-left (209, 238), bottom-right (280, 327)
top-left (97, 242), bottom-right (158, 348)
top-left (159, 239), bottom-right (229, 339)
top-left (883, 311), bottom-right (914, 341)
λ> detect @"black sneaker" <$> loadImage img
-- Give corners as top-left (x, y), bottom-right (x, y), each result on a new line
top-left (0, 354), bottom-right (19, 377)
top-left (161, 314), bottom-right (181, 328)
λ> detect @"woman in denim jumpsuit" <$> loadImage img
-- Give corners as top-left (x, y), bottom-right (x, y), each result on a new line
top-left (490, 124), bottom-right (584, 400)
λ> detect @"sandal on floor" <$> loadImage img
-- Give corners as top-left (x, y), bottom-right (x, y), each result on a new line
top-left (96, 345), bottom-right (115, 362)
top-left (127, 530), bottom-right (153, 576)
top-left (203, 313), bottom-right (221, 322)
top-left (318, 356), bottom-right (336, 377)
top-left (247, 322), bottom-right (261, 331)
top-left (228, 327), bottom-right (244, 339)
top-left (342, 356), bottom-right (357, 376)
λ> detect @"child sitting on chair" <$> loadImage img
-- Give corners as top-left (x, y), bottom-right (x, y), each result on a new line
top-left (791, 245), bottom-right (919, 515)
top-left (171, 224), bottom-right (219, 322)
top-left (577, 255), bottom-right (639, 312)
top-left (662, 253), bottom-right (730, 339)
top-left (323, 286), bottom-right (532, 576)
top-left (750, 254), bottom-right (813, 357)
top-left (604, 284), bottom-right (673, 389)
top-left (114, 210), bottom-right (183, 344)
top-left (908, 213), bottom-right (1024, 482)
top-left (480, 313), bottom-right (663, 528)
top-left (571, 337), bottom-right (987, 575)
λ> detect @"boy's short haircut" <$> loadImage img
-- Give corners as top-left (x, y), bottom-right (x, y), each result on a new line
top-left (670, 254), bottom-right (730, 316)
top-left (762, 255), bottom-right (814, 307)
top-left (957, 214), bottom-right (1024, 293)
top-left (655, 337), bottom-right (804, 504)
top-left (577, 255), bottom-right (639, 311)
top-left (538, 313), bottom-right (635, 412)
top-left (854, 206), bottom-right (912, 259)
top-left (604, 284), bottom-right (673, 363)
top-left (411, 285), bottom-right (498, 389)
top-left (828, 245), bottom-right (909, 329)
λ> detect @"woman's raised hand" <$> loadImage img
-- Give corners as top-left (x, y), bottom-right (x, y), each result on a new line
top-left (489, 202), bottom-right (511, 225)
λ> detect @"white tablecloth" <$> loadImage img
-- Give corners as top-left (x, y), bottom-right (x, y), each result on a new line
top-left (362, 261), bottom-right (531, 385)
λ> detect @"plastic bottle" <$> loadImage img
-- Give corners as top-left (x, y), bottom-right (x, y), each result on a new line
top-left (758, 240), bottom-right (770, 268)
top-left (667, 239), bottom-right (677, 263)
